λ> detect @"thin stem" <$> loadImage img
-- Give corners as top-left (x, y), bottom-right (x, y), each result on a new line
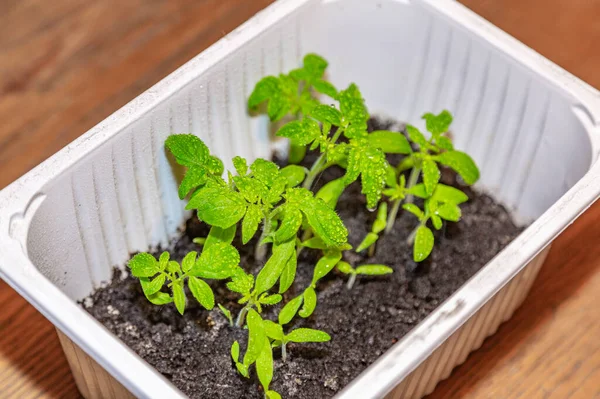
top-left (405, 165), bottom-right (422, 203)
top-left (235, 306), bottom-right (249, 328)
top-left (282, 342), bottom-right (287, 362)
top-left (346, 273), bottom-right (357, 290)
top-left (368, 242), bottom-right (376, 258)
top-left (254, 216), bottom-right (272, 261)
top-left (385, 166), bottom-right (421, 234)
top-left (302, 127), bottom-right (344, 190)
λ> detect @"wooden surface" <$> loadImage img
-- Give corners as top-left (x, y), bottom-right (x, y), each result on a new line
top-left (0, 0), bottom-right (598, 398)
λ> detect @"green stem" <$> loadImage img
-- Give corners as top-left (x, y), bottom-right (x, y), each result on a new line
top-left (347, 273), bottom-right (357, 290)
top-left (302, 127), bottom-right (344, 190)
top-left (385, 166), bottom-right (421, 234)
top-left (282, 342), bottom-right (287, 362)
top-left (405, 165), bottom-right (422, 203)
top-left (255, 216), bottom-right (272, 261)
top-left (235, 306), bottom-right (249, 328)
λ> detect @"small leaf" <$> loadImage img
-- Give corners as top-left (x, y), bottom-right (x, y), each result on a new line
top-left (165, 134), bottom-right (209, 167)
top-left (266, 390), bottom-right (282, 399)
top-left (233, 156), bottom-right (248, 176)
top-left (262, 320), bottom-right (284, 341)
top-left (315, 178), bottom-right (346, 209)
top-left (336, 261), bottom-right (354, 275)
top-left (188, 276), bottom-right (215, 310)
top-left (204, 225), bottom-right (236, 249)
top-left (303, 53), bottom-right (328, 79)
top-left (286, 328), bottom-right (331, 343)
top-left (242, 205), bottom-right (263, 245)
top-left (244, 309), bottom-right (266, 365)
top-left (433, 184), bottom-right (469, 204)
top-left (274, 207), bottom-right (302, 243)
top-left (158, 252), bottom-right (170, 270)
top-left (276, 119), bottom-right (320, 146)
top-left (260, 294), bottom-right (283, 305)
top-left (358, 145), bottom-right (388, 209)
top-left (437, 151), bottom-right (480, 185)
top-left (288, 143), bottom-right (307, 165)
top-left (166, 260), bottom-right (180, 274)
top-left (227, 269), bottom-right (254, 295)
top-left (140, 274), bottom-right (165, 296)
top-left (255, 239), bottom-right (296, 294)
top-left (248, 76), bottom-right (279, 109)
top-left (422, 158), bottom-right (441, 196)
top-left (431, 214), bottom-right (443, 230)
top-left (299, 287), bottom-right (317, 318)
top-left (178, 166), bottom-right (207, 199)
top-left (356, 232), bottom-right (379, 253)
top-left (368, 130), bottom-right (412, 154)
top-left (219, 304), bottom-right (232, 324)
top-left (312, 105), bottom-right (342, 125)
top-left (256, 336), bottom-right (274, 394)
top-left (231, 341), bottom-right (240, 362)
top-left (355, 265), bottom-right (393, 275)
top-left (279, 254), bottom-right (297, 294)
top-left (414, 226), bottom-right (434, 262)
top-left (278, 295), bottom-right (303, 325)
top-left (436, 203), bottom-right (462, 222)
top-left (128, 253), bottom-right (159, 278)
top-left (250, 159), bottom-right (280, 187)
top-left (385, 162), bottom-right (398, 187)
top-left (338, 83), bottom-right (368, 124)
top-left (280, 165), bottom-right (306, 187)
top-left (172, 282), bottom-right (186, 315)
top-left (189, 242), bottom-right (240, 279)
top-left (403, 203), bottom-right (425, 220)
top-left (300, 198), bottom-right (348, 248)
top-left (312, 250), bottom-right (343, 286)
top-left (435, 136), bottom-right (454, 151)
top-left (181, 251), bottom-right (197, 273)
top-left (374, 202), bottom-right (388, 233)
top-left (422, 110), bottom-right (453, 135)
top-left (146, 291), bottom-right (173, 305)
top-left (236, 362), bottom-right (249, 378)
top-left (406, 125), bottom-right (427, 148)
top-left (407, 183), bottom-right (428, 199)
top-left (313, 79), bottom-right (338, 98)
top-left (187, 187), bottom-right (247, 229)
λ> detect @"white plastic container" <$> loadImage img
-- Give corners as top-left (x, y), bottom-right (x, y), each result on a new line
top-left (1, 0), bottom-right (599, 398)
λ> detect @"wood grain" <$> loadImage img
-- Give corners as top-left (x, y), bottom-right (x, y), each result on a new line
top-left (0, 0), bottom-right (598, 398)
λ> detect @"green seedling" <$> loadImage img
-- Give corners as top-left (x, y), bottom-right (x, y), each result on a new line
top-left (218, 304), bottom-right (233, 326)
top-left (356, 202), bottom-right (388, 256)
top-left (336, 261), bottom-right (393, 289)
top-left (128, 244), bottom-right (240, 315)
top-left (263, 321), bottom-right (330, 362)
top-left (403, 183), bottom-right (469, 262)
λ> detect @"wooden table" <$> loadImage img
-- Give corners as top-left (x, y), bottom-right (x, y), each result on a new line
top-left (0, 1), bottom-right (598, 397)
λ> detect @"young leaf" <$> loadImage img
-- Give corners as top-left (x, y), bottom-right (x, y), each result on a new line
top-left (356, 232), bottom-right (378, 253)
top-left (266, 391), bottom-right (282, 399)
top-left (274, 207), bottom-right (302, 243)
top-left (315, 178), bottom-right (346, 209)
top-left (432, 184), bottom-right (469, 204)
top-left (189, 242), bottom-right (240, 279)
top-left (288, 143), bottom-right (307, 165)
top-left (218, 304), bottom-right (233, 325)
top-left (278, 254), bottom-right (297, 294)
top-left (260, 294), bottom-right (283, 305)
top-left (303, 53), bottom-right (328, 79)
top-left (312, 104), bottom-right (342, 125)
top-left (407, 183), bottom-right (429, 199)
top-left (414, 226), bottom-right (434, 262)
top-left (254, 239), bottom-right (296, 294)
top-left (422, 158), bottom-right (440, 195)
top-left (233, 156), bottom-right (248, 176)
top-left (355, 265), bottom-right (393, 275)
top-left (187, 187), bottom-right (247, 229)
top-left (248, 76), bottom-right (279, 109)
top-left (165, 134), bottom-right (209, 167)
top-left (299, 197), bottom-right (348, 247)
top-left (256, 336), bottom-right (274, 396)
top-left (278, 295), bottom-right (304, 325)
top-left (286, 328), bottom-right (331, 343)
top-left (280, 165), bottom-right (306, 188)
top-left (312, 250), bottom-right (343, 286)
top-left (368, 130), bottom-right (412, 154)
top-left (188, 276), bottom-right (215, 310)
top-left (244, 309), bottom-right (267, 365)
top-left (146, 291), bottom-right (173, 305)
top-left (250, 159), bottom-right (280, 187)
top-left (403, 203), bottom-right (425, 220)
top-left (204, 225), bottom-right (236, 249)
top-left (436, 203), bottom-right (461, 222)
top-left (172, 282), bottom-right (186, 315)
top-left (277, 119), bottom-right (321, 146)
top-left (373, 202), bottom-right (388, 234)
top-left (263, 320), bottom-right (284, 341)
top-left (313, 79), bottom-right (338, 99)
top-left (406, 125), bottom-right (427, 148)
top-left (178, 166), bottom-right (207, 199)
top-left (231, 341), bottom-right (240, 362)
top-left (336, 261), bottom-right (355, 275)
top-left (227, 270), bottom-right (254, 294)
top-left (140, 274), bottom-right (166, 296)
top-left (129, 253), bottom-right (159, 278)
top-left (301, 236), bottom-right (328, 250)
top-left (181, 251), bottom-right (197, 273)
top-left (299, 287), bottom-right (317, 318)
top-left (435, 136), bottom-right (454, 151)
top-left (242, 205), bottom-right (263, 245)
top-left (422, 110), bottom-right (453, 136)
top-left (437, 150), bottom-right (480, 185)
top-left (431, 214), bottom-right (443, 230)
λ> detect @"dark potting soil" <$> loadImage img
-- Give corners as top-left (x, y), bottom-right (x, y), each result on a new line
top-left (83, 118), bottom-right (523, 399)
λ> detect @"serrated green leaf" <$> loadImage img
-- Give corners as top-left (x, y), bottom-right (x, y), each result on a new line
top-left (403, 203), bottom-right (425, 220)
top-left (227, 269), bottom-right (254, 294)
top-left (139, 274), bottom-right (165, 296)
top-left (129, 253), bottom-right (159, 278)
top-left (242, 205), bottom-right (263, 245)
top-left (339, 83), bottom-right (368, 124)
top-left (278, 295), bottom-right (303, 325)
top-left (267, 94), bottom-right (291, 122)
top-left (300, 198), bottom-right (348, 247)
top-left (355, 265), bottom-right (393, 275)
top-left (286, 328), bottom-right (331, 343)
top-left (274, 207), bottom-right (302, 243)
top-left (436, 203), bottom-right (461, 222)
top-left (316, 178), bottom-right (346, 209)
top-left (276, 119), bottom-right (320, 146)
top-left (189, 242), bottom-right (240, 279)
top-left (256, 335), bottom-right (274, 394)
top-left (360, 145), bottom-right (387, 209)
top-left (244, 309), bottom-right (266, 365)
top-left (431, 214), bottom-right (443, 230)
top-left (172, 282), bottom-right (186, 315)
top-left (435, 136), bottom-right (454, 151)
top-left (280, 165), bottom-right (306, 188)
top-left (158, 252), bottom-right (170, 270)
top-left (233, 156), bottom-right (248, 176)
top-left (345, 121), bottom-right (368, 139)
top-left (303, 53), bottom-right (328, 79)
top-left (260, 294), bottom-right (282, 305)
top-left (166, 260), bottom-right (180, 274)
top-left (248, 76), bottom-right (279, 109)
top-left (279, 254), bottom-right (297, 294)
top-left (165, 134), bottom-right (210, 167)
top-left (423, 110), bottom-right (453, 136)
top-left (313, 79), bottom-right (338, 99)
top-left (250, 159), bottom-right (280, 188)
top-left (312, 250), bottom-right (343, 286)
top-left (368, 130), bottom-right (412, 154)
top-left (204, 225), bottom-right (236, 249)
top-left (255, 239), bottom-right (295, 294)
top-left (336, 261), bottom-right (354, 275)
top-left (299, 287), bottom-right (317, 318)
top-left (187, 276), bottom-right (214, 310)
top-left (187, 187), bottom-right (247, 229)
top-left (437, 150), bottom-right (480, 185)
top-left (146, 291), bottom-right (173, 305)
top-left (207, 155), bottom-right (224, 176)
top-left (414, 226), bottom-right (434, 262)
top-left (422, 158), bottom-right (441, 195)
top-left (266, 176), bottom-right (287, 204)
top-left (181, 251), bottom-right (197, 273)
top-left (262, 320), bottom-right (284, 341)
top-left (356, 232), bottom-right (379, 253)
top-left (178, 166), bottom-right (207, 199)
top-left (233, 175), bottom-right (262, 203)
top-left (312, 105), bottom-right (342, 125)
top-left (406, 125), bottom-right (427, 148)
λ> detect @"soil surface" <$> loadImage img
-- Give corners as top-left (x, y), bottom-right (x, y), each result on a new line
top-left (84, 118), bottom-right (523, 399)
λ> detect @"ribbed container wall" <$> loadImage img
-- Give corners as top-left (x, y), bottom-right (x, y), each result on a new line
top-left (0, 0), bottom-right (594, 398)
